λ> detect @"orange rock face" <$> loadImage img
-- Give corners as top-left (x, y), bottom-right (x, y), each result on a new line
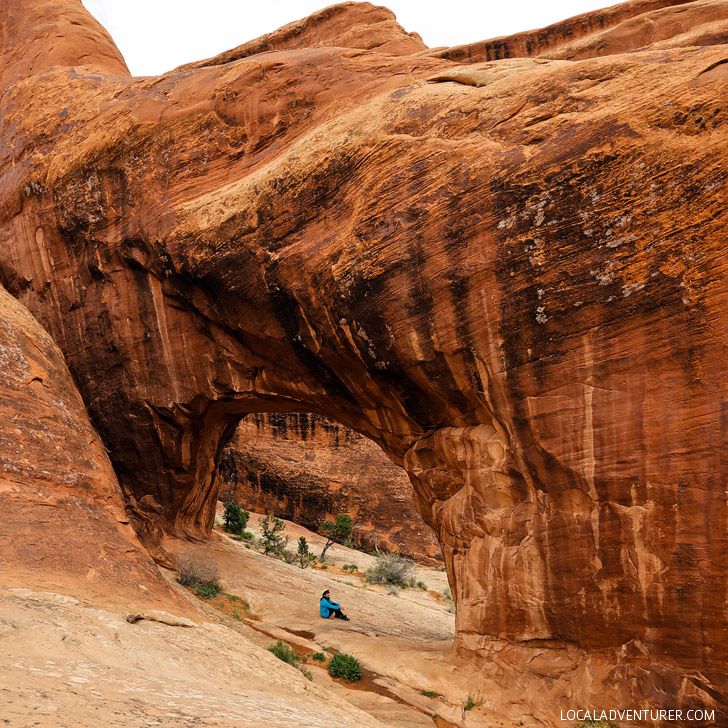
top-left (2, 0), bottom-right (728, 718)
top-left (0, 285), bottom-right (182, 611)
top-left (220, 413), bottom-right (442, 562)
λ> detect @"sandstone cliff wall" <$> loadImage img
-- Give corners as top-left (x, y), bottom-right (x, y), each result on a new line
top-left (0, 284), bottom-right (183, 611)
top-left (2, 0), bottom-right (728, 718)
top-left (219, 413), bottom-right (442, 562)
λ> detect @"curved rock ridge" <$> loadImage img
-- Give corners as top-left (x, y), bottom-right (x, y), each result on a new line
top-left (219, 413), bottom-right (442, 562)
top-left (2, 0), bottom-right (728, 718)
top-left (430, 0), bottom-right (728, 62)
top-left (176, 1), bottom-right (426, 72)
top-left (0, 285), bottom-right (183, 611)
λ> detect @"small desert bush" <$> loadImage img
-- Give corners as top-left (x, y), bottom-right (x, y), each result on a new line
top-left (328, 653), bottom-right (362, 682)
top-left (194, 583), bottom-right (222, 599)
top-left (312, 652), bottom-right (327, 662)
top-left (365, 553), bottom-right (415, 588)
top-left (176, 548), bottom-right (219, 589)
top-left (462, 691), bottom-right (484, 712)
top-left (421, 689), bottom-right (440, 699)
top-left (268, 640), bottom-right (300, 666)
top-left (296, 536), bottom-right (316, 569)
top-left (442, 587), bottom-right (456, 613)
top-left (416, 581), bottom-right (428, 590)
top-left (268, 641), bottom-right (315, 680)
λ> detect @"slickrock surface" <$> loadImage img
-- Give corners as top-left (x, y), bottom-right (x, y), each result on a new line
top-left (0, 586), bottom-right (387, 728)
top-left (220, 413), bottom-right (442, 562)
top-left (2, 0), bottom-right (728, 721)
top-left (0, 285), bottom-right (183, 612)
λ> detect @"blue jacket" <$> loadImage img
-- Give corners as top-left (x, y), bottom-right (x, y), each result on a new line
top-left (320, 596), bottom-right (339, 618)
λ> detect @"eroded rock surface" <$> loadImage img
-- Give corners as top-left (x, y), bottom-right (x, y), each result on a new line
top-left (0, 285), bottom-right (182, 611)
top-left (2, 0), bottom-right (728, 719)
top-left (220, 413), bottom-right (442, 562)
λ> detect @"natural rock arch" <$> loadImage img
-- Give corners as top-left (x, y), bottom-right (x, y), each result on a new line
top-left (218, 412), bottom-right (443, 562)
top-left (3, 0), bottom-right (728, 714)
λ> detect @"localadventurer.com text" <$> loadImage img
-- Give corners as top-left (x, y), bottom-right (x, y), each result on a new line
top-left (561, 709), bottom-right (716, 723)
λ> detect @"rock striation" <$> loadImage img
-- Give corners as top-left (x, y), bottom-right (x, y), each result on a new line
top-left (2, 0), bottom-right (728, 720)
top-left (0, 284), bottom-right (182, 611)
top-left (220, 413), bottom-right (442, 562)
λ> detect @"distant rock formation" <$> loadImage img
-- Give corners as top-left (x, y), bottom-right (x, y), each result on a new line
top-left (2, 0), bottom-right (728, 720)
top-left (219, 413), bottom-right (442, 562)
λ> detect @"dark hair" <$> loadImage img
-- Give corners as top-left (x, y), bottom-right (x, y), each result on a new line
top-left (322, 589), bottom-right (330, 597)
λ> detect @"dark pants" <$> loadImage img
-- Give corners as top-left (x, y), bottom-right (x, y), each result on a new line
top-left (329, 608), bottom-right (347, 619)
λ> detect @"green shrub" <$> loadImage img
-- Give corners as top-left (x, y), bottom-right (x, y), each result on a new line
top-left (312, 652), bottom-right (327, 662)
top-left (194, 582), bottom-right (222, 599)
top-left (223, 502), bottom-right (250, 535)
top-left (365, 554), bottom-right (415, 588)
top-left (268, 641), bottom-right (316, 681)
top-left (348, 564), bottom-right (358, 572)
top-left (421, 690), bottom-right (440, 699)
top-left (230, 531), bottom-right (253, 542)
top-left (297, 536), bottom-right (316, 569)
top-left (328, 653), bottom-right (362, 682)
top-left (416, 581), bottom-right (428, 591)
top-left (462, 691), bottom-right (483, 712)
top-left (268, 640), bottom-right (300, 666)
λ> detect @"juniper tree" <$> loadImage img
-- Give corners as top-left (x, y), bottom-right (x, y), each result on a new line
top-left (319, 514), bottom-right (353, 561)
top-left (259, 515), bottom-right (286, 556)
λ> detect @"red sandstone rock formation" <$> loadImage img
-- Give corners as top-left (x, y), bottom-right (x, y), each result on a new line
top-left (2, 0), bottom-right (728, 720)
top-left (220, 413), bottom-right (442, 562)
top-left (0, 285), bottom-right (182, 611)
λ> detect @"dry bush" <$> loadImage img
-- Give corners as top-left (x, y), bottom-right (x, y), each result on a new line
top-left (365, 553), bottom-right (415, 588)
top-left (176, 547), bottom-right (219, 588)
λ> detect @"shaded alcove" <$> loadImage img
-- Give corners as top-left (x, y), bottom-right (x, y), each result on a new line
top-left (216, 412), bottom-right (443, 564)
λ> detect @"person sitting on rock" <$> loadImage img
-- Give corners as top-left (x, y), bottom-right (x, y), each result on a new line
top-left (320, 589), bottom-right (350, 621)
